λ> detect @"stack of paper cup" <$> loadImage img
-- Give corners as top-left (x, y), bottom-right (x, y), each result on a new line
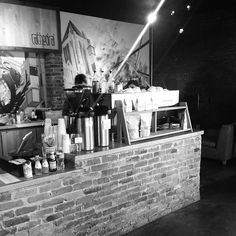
top-left (44, 118), bottom-right (52, 136)
top-left (52, 125), bottom-right (58, 149)
top-left (57, 118), bottom-right (66, 150)
top-left (62, 134), bottom-right (70, 153)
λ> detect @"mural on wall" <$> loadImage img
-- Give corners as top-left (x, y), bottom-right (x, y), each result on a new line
top-left (60, 12), bottom-right (150, 89)
top-left (0, 51), bottom-right (30, 114)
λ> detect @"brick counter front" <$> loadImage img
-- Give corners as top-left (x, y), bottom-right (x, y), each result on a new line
top-left (0, 131), bottom-right (203, 236)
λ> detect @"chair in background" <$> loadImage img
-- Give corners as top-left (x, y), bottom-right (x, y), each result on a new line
top-left (202, 124), bottom-right (234, 165)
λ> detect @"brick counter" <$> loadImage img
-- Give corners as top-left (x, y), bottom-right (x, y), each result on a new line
top-left (0, 131), bottom-right (203, 236)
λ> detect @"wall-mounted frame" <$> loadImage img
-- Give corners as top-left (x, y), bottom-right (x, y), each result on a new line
top-left (0, 51), bottom-right (47, 114)
top-left (60, 11), bottom-right (152, 88)
top-left (0, 2), bottom-right (60, 51)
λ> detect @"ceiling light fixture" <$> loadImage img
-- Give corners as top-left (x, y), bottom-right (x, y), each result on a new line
top-left (147, 12), bottom-right (157, 24)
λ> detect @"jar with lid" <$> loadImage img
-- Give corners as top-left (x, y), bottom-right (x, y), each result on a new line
top-left (34, 155), bottom-right (42, 176)
top-left (48, 152), bottom-right (57, 172)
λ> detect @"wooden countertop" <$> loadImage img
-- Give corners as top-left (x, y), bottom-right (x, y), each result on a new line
top-left (0, 121), bottom-right (44, 130)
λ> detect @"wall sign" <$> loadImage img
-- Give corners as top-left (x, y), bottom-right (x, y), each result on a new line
top-left (0, 3), bottom-right (59, 50)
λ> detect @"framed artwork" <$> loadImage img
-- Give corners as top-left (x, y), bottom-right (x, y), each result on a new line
top-left (0, 3), bottom-right (59, 51)
top-left (60, 12), bottom-right (151, 89)
top-left (0, 51), bottom-right (28, 113)
top-left (0, 51), bottom-right (45, 114)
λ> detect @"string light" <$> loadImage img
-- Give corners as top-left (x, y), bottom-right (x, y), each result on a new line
top-left (179, 28), bottom-right (184, 34)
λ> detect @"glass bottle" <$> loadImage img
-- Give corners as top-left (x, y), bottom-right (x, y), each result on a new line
top-left (107, 70), bottom-right (114, 93)
top-left (48, 152), bottom-right (57, 172)
top-left (92, 70), bottom-right (99, 93)
top-left (34, 155), bottom-right (42, 176)
top-left (20, 109), bottom-right (24, 122)
top-left (31, 109), bottom-right (36, 119)
top-left (42, 154), bottom-right (49, 174)
top-left (16, 110), bottom-right (21, 123)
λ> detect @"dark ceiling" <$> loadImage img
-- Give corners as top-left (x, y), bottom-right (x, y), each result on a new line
top-left (3, 0), bottom-right (205, 24)
top-left (8, 0), bottom-right (235, 24)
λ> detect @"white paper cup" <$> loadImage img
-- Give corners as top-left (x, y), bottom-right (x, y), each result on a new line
top-left (62, 134), bottom-right (70, 153)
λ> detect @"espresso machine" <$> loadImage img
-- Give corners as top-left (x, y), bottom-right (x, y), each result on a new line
top-left (63, 87), bottom-right (112, 151)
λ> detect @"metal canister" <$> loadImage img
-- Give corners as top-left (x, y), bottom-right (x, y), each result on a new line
top-left (94, 106), bottom-right (111, 147)
top-left (96, 115), bottom-right (110, 146)
top-left (77, 108), bottom-right (94, 151)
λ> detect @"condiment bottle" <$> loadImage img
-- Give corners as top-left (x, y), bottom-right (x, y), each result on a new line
top-left (56, 151), bottom-right (65, 171)
top-left (23, 161), bottom-right (33, 178)
top-left (48, 152), bottom-right (57, 172)
top-left (34, 155), bottom-right (42, 176)
top-left (42, 154), bottom-right (49, 174)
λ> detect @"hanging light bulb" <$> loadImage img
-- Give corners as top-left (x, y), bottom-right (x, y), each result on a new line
top-left (147, 12), bottom-right (157, 24)
top-left (170, 10), bottom-right (175, 16)
top-left (187, 4), bottom-right (191, 11)
top-left (179, 28), bottom-right (184, 34)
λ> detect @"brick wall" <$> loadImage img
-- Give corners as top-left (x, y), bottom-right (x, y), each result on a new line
top-left (44, 52), bottom-right (64, 110)
top-left (0, 132), bottom-right (201, 236)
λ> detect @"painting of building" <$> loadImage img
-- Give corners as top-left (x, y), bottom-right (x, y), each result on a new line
top-left (60, 12), bottom-right (150, 89)
top-left (61, 20), bottom-right (96, 87)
